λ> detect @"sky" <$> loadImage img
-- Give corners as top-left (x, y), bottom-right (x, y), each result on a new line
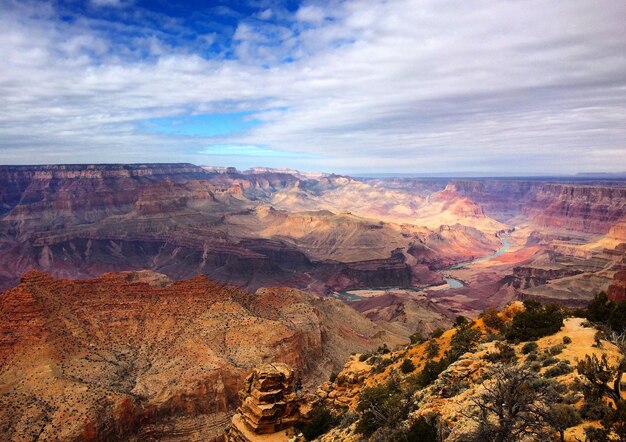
top-left (0, 0), bottom-right (625, 175)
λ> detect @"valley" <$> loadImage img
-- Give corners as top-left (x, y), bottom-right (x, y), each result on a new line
top-left (0, 163), bottom-right (624, 441)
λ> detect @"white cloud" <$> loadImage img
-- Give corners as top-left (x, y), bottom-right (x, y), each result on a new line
top-left (0, 0), bottom-right (625, 174)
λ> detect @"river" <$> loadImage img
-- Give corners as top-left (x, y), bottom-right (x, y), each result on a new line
top-left (441, 233), bottom-right (512, 288)
top-left (334, 232), bottom-right (512, 301)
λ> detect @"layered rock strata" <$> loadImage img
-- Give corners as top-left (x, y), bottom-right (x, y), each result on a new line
top-left (226, 363), bottom-right (307, 441)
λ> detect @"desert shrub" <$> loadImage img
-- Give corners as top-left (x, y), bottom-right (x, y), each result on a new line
top-left (545, 404), bottom-right (581, 442)
top-left (416, 359), bottom-right (448, 387)
top-left (585, 292), bottom-right (626, 333)
top-left (580, 400), bottom-right (611, 420)
top-left (371, 357), bottom-right (392, 374)
top-left (482, 331), bottom-right (502, 343)
top-left (455, 315), bottom-right (468, 327)
top-left (404, 416), bottom-right (438, 442)
top-left (431, 328), bottom-right (444, 338)
top-left (329, 372), bottom-right (337, 383)
top-left (521, 341), bottom-right (538, 354)
top-left (463, 365), bottom-right (571, 442)
top-left (484, 341), bottom-right (517, 364)
top-left (562, 336), bottom-right (572, 344)
top-left (356, 380), bottom-right (408, 437)
top-left (586, 292), bottom-right (615, 323)
top-left (400, 358), bottom-right (416, 374)
top-left (609, 302), bottom-right (626, 333)
top-left (414, 323), bottom-right (481, 388)
top-left (482, 307), bottom-right (504, 330)
top-left (601, 400), bottom-right (626, 441)
top-left (505, 301), bottom-right (564, 341)
top-left (359, 352), bottom-right (371, 362)
top-left (443, 380), bottom-right (469, 398)
top-left (425, 340), bottom-right (440, 358)
top-left (545, 361), bottom-right (573, 378)
top-left (525, 351), bottom-right (538, 362)
top-left (367, 355), bottom-right (381, 366)
top-left (584, 426), bottom-right (610, 442)
top-left (448, 322), bottom-right (481, 361)
top-left (377, 344), bottom-right (391, 354)
top-left (296, 406), bottom-right (336, 440)
top-left (528, 361), bottom-right (542, 372)
top-left (541, 356), bottom-right (559, 367)
top-left (548, 344), bottom-right (565, 356)
top-left (337, 412), bottom-right (358, 429)
top-left (409, 332), bottom-right (424, 345)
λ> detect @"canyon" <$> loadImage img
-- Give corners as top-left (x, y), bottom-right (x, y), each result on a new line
top-left (0, 163), bottom-right (624, 441)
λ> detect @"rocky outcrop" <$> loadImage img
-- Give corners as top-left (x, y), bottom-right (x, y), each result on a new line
top-left (226, 364), bottom-right (307, 441)
top-left (0, 271), bottom-right (403, 441)
top-left (609, 270), bottom-right (626, 303)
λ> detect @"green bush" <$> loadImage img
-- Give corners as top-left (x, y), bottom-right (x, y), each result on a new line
top-left (454, 315), bottom-right (468, 327)
top-left (377, 344), bottom-right (391, 354)
top-left (296, 406), bottom-right (335, 440)
top-left (505, 301), bottom-right (564, 341)
top-left (431, 328), bottom-right (444, 338)
top-left (545, 361), bottom-right (574, 377)
top-left (356, 381), bottom-right (404, 437)
top-left (484, 341), bottom-right (517, 364)
top-left (541, 356), bottom-right (559, 367)
top-left (562, 336), bottom-right (572, 344)
top-left (359, 352), bottom-right (371, 362)
top-left (521, 341), bottom-right (538, 354)
top-left (482, 307), bottom-right (504, 330)
top-left (400, 358), bottom-right (416, 374)
top-left (371, 357), bottom-right (393, 374)
top-left (409, 332), bottom-right (424, 345)
top-left (528, 361), bottom-right (542, 372)
top-left (425, 340), bottom-right (440, 358)
top-left (448, 322), bottom-right (481, 360)
top-left (548, 344), bottom-right (565, 356)
top-left (404, 416), bottom-right (438, 442)
top-left (329, 372), bottom-right (337, 383)
top-left (416, 359), bottom-right (448, 387)
top-left (525, 351), bottom-right (538, 362)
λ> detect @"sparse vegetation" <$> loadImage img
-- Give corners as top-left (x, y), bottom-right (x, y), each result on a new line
top-left (484, 341), bottom-right (517, 363)
top-left (400, 358), bottom-right (415, 374)
top-left (431, 328), bottom-right (444, 338)
top-left (505, 300), bottom-right (564, 341)
top-left (425, 339), bottom-right (440, 358)
top-left (296, 406), bottom-right (336, 440)
top-left (409, 332), bottom-right (424, 345)
top-left (521, 341), bottom-right (538, 354)
top-left (482, 307), bottom-right (504, 330)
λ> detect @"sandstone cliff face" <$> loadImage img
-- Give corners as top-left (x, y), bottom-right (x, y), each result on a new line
top-left (0, 271), bottom-right (402, 441)
top-left (608, 270), bottom-right (626, 302)
top-left (523, 183), bottom-right (626, 234)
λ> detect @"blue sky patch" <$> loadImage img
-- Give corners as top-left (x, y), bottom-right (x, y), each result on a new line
top-left (141, 112), bottom-right (260, 137)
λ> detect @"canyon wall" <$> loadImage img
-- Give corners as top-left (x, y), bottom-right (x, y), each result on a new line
top-left (0, 271), bottom-right (405, 441)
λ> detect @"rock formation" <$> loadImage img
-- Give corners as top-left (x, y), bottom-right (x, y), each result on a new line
top-left (609, 270), bottom-right (626, 303)
top-left (226, 363), bottom-right (307, 441)
top-left (0, 271), bottom-right (405, 441)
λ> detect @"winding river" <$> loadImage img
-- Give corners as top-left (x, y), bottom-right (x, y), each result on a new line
top-left (441, 233), bottom-right (512, 288)
top-left (335, 232), bottom-right (513, 301)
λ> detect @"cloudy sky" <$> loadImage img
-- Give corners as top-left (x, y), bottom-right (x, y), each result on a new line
top-left (1, 0), bottom-right (625, 175)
